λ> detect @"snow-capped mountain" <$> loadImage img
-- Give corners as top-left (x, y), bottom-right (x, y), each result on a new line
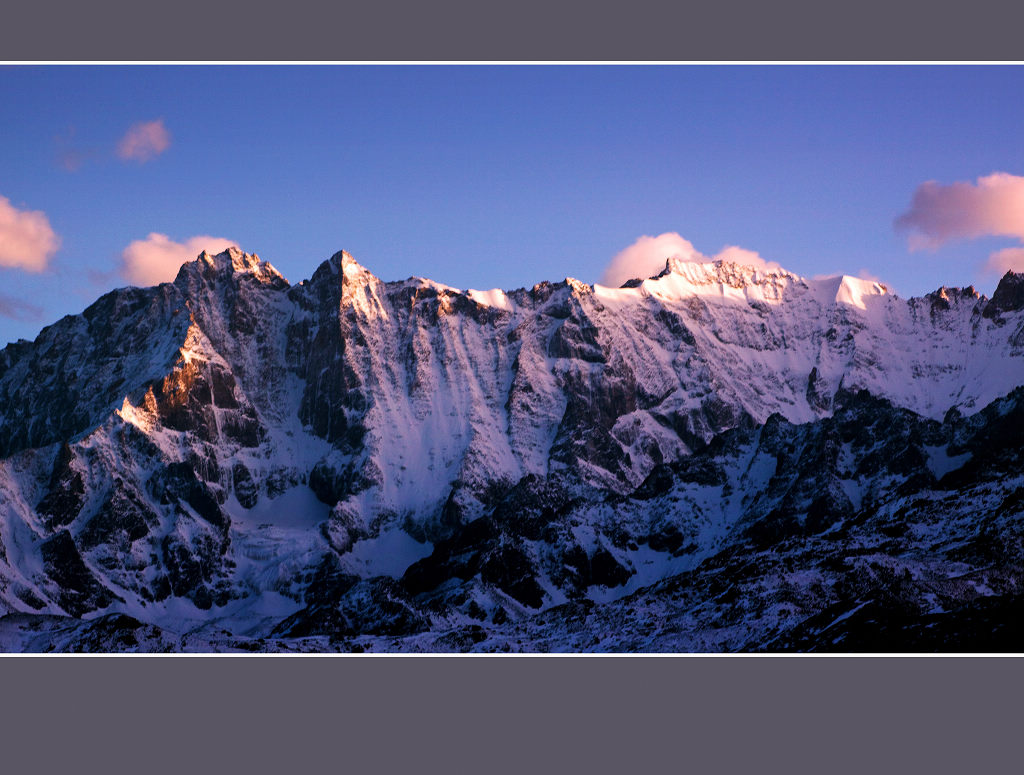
top-left (1, 247), bottom-right (1023, 651)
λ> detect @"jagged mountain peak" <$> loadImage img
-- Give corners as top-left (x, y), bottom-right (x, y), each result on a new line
top-left (925, 284), bottom-right (982, 309)
top-left (330, 249), bottom-right (373, 279)
top-left (174, 248), bottom-right (289, 289)
top-left (303, 249), bottom-right (381, 291)
top-left (987, 270), bottom-right (1024, 315)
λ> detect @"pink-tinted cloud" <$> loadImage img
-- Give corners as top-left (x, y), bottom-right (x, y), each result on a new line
top-left (0, 293), bottom-right (43, 322)
top-left (984, 246), bottom-right (1024, 276)
top-left (895, 172), bottom-right (1024, 250)
top-left (120, 233), bottom-right (239, 286)
top-left (600, 233), bottom-right (779, 287)
top-left (116, 119), bottom-right (171, 163)
top-left (0, 195), bottom-right (60, 272)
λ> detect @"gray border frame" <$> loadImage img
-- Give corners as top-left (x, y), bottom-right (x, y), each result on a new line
top-left (3, 1), bottom-right (1024, 772)
top-left (4, 0), bottom-right (1024, 61)
top-left (2, 656), bottom-right (1021, 772)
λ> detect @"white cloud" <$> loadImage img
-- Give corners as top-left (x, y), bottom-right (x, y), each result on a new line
top-left (120, 233), bottom-right (238, 286)
top-left (599, 232), bottom-right (778, 287)
top-left (117, 119), bottom-right (171, 163)
top-left (0, 195), bottom-right (60, 272)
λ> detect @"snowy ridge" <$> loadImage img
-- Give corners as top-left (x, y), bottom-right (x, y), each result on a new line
top-left (1, 247), bottom-right (1024, 650)
top-left (595, 258), bottom-right (1022, 423)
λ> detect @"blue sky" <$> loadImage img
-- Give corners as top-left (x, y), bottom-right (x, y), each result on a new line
top-left (2, 65), bottom-right (1024, 343)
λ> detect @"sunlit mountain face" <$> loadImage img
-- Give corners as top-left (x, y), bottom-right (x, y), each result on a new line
top-left (2, 247), bottom-right (1024, 652)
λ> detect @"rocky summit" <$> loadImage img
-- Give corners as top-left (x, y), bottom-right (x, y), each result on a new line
top-left (1, 247), bottom-right (1023, 651)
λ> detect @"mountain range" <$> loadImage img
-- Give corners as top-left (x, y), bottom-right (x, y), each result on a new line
top-left (1, 247), bottom-right (1022, 651)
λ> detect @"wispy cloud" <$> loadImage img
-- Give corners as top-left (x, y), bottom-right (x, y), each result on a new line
top-left (120, 233), bottom-right (238, 286)
top-left (895, 172), bottom-right (1024, 275)
top-left (116, 119), bottom-right (171, 163)
top-left (0, 195), bottom-right (60, 272)
top-left (58, 149), bottom-right (91, 172)
top-left (85, 267), bottom-right (118, 287)
top-left (857, 268), bottom-right (885, 285)
top-left (0, 293), bottom-right (43, 322)
top-left (54, 126), bottom-right (98, 172)
top-left (599, 232), bottom-right (779, 287)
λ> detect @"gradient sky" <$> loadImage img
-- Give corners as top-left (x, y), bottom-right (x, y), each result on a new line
top-left (2, 65), bottom-right (1024, 344)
